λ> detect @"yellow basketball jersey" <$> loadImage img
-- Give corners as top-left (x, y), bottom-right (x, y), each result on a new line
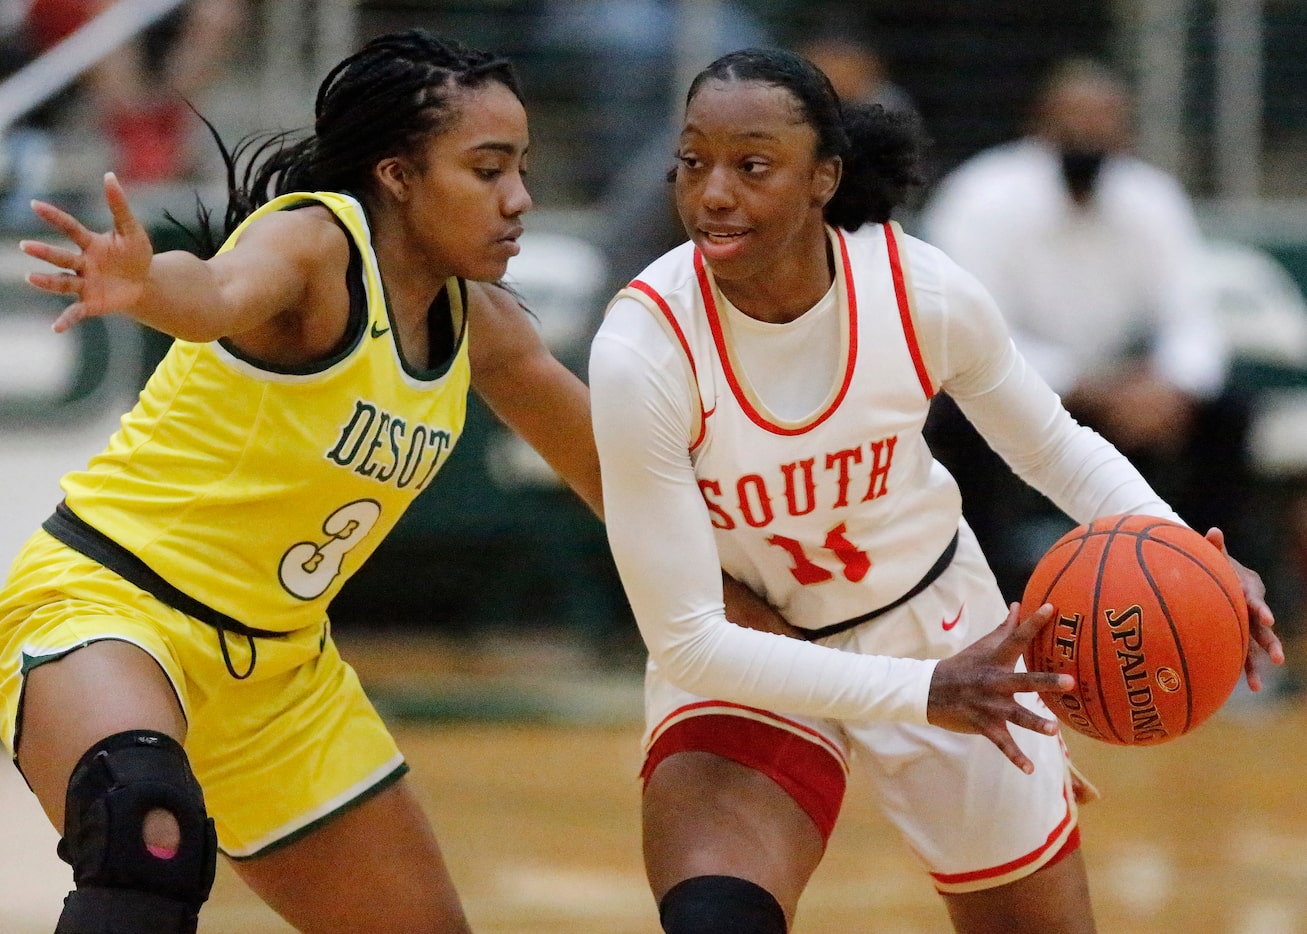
top-left (56, 191), bottom-right (471, 632)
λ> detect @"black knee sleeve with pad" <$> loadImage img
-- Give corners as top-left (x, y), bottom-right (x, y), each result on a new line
top-left (659, 875), bottom-right (788, 933)
top-left (54, 730), bottom-right (217, 934)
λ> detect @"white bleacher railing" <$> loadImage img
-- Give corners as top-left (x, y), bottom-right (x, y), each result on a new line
top-left (0, 0), bottom-right (189, 136)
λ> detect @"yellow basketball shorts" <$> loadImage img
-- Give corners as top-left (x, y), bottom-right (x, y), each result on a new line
top-left (0, 530), bottom-right (406, 859)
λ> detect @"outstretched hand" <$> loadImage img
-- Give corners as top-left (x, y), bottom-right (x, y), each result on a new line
top-left (927, 602), bottom-right (1073, 774)
top-left (1205, 526), bottom-right (1284, 691)
top-left (21, 172), bottom-right (153, 332)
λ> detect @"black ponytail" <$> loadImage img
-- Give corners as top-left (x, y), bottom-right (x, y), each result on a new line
top-left (174, 29), bottom-right (520, 257)
top-left (825, 102), bottom-right (926, 230)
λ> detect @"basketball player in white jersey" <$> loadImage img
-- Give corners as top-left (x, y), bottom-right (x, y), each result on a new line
top-left (590, 48), bottom-right (1281, 934)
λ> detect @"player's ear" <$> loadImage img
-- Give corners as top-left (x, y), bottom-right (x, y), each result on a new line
top-left (812, 155), bottom-right (841, 208)
top-left (374, 157), bottom-right (411, 202)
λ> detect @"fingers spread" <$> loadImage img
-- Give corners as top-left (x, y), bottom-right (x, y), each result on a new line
top-left (1253, 623), bottom-right (1284, 666)
top-left (1002, 601), bottom-right (1022, 627)
top-left (1012, 602), bottom-right (1056, 645)
top-left (1205, 526), bottom-right (1228, 554)
top-left (21, 239), bottom-right (80, 271)
top-left (103, 172), bottom-right (139, 236)
top-left (52, 304), bottom-right (88, 333)
top-left (1006, 702), bottom-right (1061, 737)
top-left (26, 270), bottom-right (82, 295)
top-left (1244, 654), bottom-right (1263, 692)
top-left (985, 727), bottom-right (1035, 774)
top-left (1017, 670), bottom-right (1075, 695)
top-left (30, 199), bottom-right (91, 247)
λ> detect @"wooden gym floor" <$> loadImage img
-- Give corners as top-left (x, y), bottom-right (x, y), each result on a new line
top-left (1, 630), bottom-right (1304, 934)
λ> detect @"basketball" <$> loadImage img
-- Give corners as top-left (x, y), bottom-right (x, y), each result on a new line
top-left (1022, 514), bottom-right (1248, 746)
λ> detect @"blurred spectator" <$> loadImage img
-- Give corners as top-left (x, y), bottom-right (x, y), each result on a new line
top-left (535, 0), bottom-right (768, 204)
top-left (919, 57), bottom-right (1252, 602)
top-left (794, 18), bottom-right (925, 212)
top-left (796, 26), bottom-right (916, 118)
top-left (11, 0), bottom-right (246, 184)
top-left (555, 0), bottom-right (770, 302)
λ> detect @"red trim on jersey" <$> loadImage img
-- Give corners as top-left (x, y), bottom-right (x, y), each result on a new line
top-left (642, 710), bottom-right (848, 843)
top-left (884, 223), bottom-right (934, 400)
top-left (929, 781), bottom-right (1078, 889)
top-left (692, 234), bottom-right (857, 437)
top-left (629, 279), bottom-right (708, 451)
top-left (835, 226), bottom-right (861, 394)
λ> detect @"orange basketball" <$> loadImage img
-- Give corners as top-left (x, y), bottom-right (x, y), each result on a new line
top-left (1022, 514), bottom-right (1248, 746)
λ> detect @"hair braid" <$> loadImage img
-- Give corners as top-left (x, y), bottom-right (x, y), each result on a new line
top-left (176, 29), bottom-right (521, 256)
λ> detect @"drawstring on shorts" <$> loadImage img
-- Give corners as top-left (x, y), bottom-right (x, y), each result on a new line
top-left (43, 501), bottom-right (291, 681)
top-left (214, 622), bottom-right (258, 680)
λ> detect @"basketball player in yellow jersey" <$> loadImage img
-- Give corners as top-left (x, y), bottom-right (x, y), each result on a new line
top-left (0, 29), bottom-right (793, 934)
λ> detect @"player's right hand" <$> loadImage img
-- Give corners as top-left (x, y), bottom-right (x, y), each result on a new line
top-left (1205, 526), bottom-right (1283, 691)
top-left (926, 602), bottom-right (1074, 774)
top-left (21, 172), bottom-right (153, 332)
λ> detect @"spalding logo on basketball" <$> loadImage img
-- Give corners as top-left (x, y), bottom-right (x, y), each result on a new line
top-left (1022, 514), bottom-right (1248, 746)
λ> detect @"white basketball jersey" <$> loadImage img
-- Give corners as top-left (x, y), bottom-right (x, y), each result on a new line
top-left (618, 223), bottom-right (964, 630)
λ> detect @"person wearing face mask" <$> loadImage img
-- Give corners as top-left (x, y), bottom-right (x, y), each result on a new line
top-left (919, 56), bottom-right (1251, 604)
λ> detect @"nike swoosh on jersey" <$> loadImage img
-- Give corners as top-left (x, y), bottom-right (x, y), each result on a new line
top-left (371, 322), bottom-right (391, 338)
top-left (941, 605), bottom-right (963, 631)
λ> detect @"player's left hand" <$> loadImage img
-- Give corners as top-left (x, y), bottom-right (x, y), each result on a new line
top-left (1206, 526), bottom-right (1283, 691)
top-left (721, 573), bottom-right (807, 639)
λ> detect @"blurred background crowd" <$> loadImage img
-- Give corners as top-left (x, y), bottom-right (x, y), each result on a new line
top-left (3, 0), bottom-right (1307, 698)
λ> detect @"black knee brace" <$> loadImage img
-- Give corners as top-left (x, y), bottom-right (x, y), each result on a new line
top-left (658, 875), bottom-right (788, 933)
top-left (54, 730), bottom-right (217, 934)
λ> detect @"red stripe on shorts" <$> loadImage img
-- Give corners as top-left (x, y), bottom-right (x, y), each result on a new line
top-left (929, 783), bottom-right (1079, 889)
top-left (641, 712), bottom-right (847, 843)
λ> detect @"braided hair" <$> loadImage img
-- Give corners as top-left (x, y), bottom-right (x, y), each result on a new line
top-left (684, 47), bottom-right (926, 231)
top-left (182, 30), bottom-right (521, 255)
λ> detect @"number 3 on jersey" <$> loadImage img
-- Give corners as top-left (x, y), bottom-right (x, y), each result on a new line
top-left (768, 521), bottom-right (871, 585)
top-left (280, 500), bottom-right (382, 600)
